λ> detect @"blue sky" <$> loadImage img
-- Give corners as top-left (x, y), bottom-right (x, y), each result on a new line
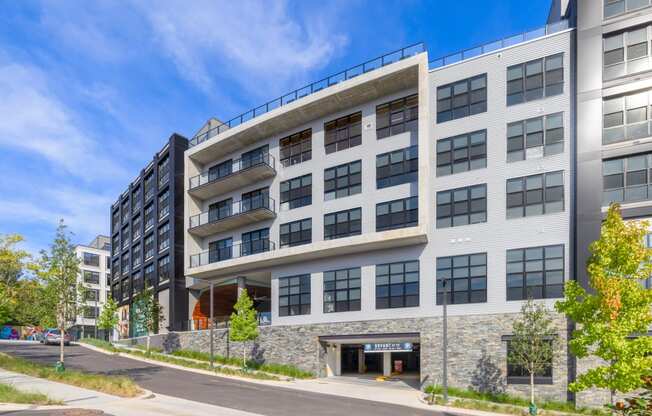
top-left (0, 0), bottom-right (551, 254)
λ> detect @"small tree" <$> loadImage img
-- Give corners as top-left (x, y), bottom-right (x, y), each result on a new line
top-left (508, 299), bottom-right (558, 411)
top-left (556, 204), bottom-right (652, 403)
top-left (229, 291), bottom-right (259, 368)
top-left (133, 283), bottom-right (163, 354)
top-left (97, 297), bottom-right (119, 340)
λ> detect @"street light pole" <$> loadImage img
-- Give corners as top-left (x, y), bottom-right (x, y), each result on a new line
top-left (442, 279), bottom-right (448, 403)
top-left (209, 281), bottom-right (214, 369)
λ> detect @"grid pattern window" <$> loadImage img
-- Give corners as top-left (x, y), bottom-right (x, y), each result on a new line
top-left (376, 145), bottom-right (418, 189)
top-left (242, 228), bottom-right (270, 256)
top-left (158, 255), bottom-right (170, 283)
top-left (376, 196), bottom-right (418, 231)
top-left (279, 129), bottom-right (311, 167)
top-left (603, 90), bottom-right (652, 145)
top-left (506, 172), bottom-right (564, 218)
top-left (121, 254), bottom-right (129, 275)
top-left (507, 245), bottom-right (564, 300)
top-left (280, 174), bottom-right (312, 210)
top-left (324, 208), bottom-right (361, 240)
top-left (436, 130), bottom-right (487, 176)
top-left (242, 188), bottom-right (270, 212)
top-left (132, 271), bottom-right (143, 294)
top-left (132, 244), bottom-right (141, 269)
top-left (144, 172), bottom-right (154, 201)
top-left (144, 234), bottom-right (154, 260)
top-left (209, 238), bottom-right (233, 263)
top-left (112, 210), bottom-right (120, 230)
top-left (144, 263), bottom-right (156, 287)
top-left (83, 306), bottom-right (99, 319)
top-left (604, 0), bottom-right (652, 19)
top-left (280, 218), bottom-right (311, 248)
top-left (604, 26), bottom-right (651, 80)
top-left (121, 226), bottom-right (130, 249)
top-left (158, 222), bottom-right (170, 252)
top-left (112, 235), bottom-right (119, 256)
top-left (112, 259), bottom-right (120, 279)
top-left (208, 198), bottom-right (233, 222)
top-left (506, 341), bottom-right (553, 384)
top-left (603, 153), bottom-right (652, 204)
top-left (376, 261), bottom-right (419, 309)
top-left (376, 94), bottom-right (418, 139)
top-left (83, 252), bottom-right (100, 267)
top-left (323, 268), bottom-right (361, 313)
top-left (436, 74), bottom-right (487, 123)
top-left (507, 54), bottom-right (563, 106)
top-left (158, 155), bottom-right (170, 187)
top-left (84, 289), bottom-right (99, 302)
top-left (121, 279), bottom-right (129, 300)
top-left (132, 186), bottom-right (142, 213)
top-left (144, 203), bottom-right (154, 230)
top-left (436, 253), bottom-right (487, 305)
top-left (325, 112), bottom-right (362, 153)
top-left (158, 189), bottom-right (169, 219)
top-left (208, 159), bottom-right (233, 182)
top-left (121, 201), bottom-right (129, 223)
top-left (507, 113), bottom-right (564, 162)
top-left (132, 215), bottom-right (141, 241)
top-left (325, 160), bottom-right (362, 200)
top-left (278, 274), bottom-right (311, 316)
top-left (83, 270), bottom-right (100, 284)
top-left (436, 184), bottom-right (487, 228)
top-left (112, 284), bottom-right (120, 301)
top-left (241, 145), bottom-right (268, 169)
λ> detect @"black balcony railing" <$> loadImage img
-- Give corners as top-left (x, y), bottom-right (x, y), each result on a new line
top-left (189, 239), bottom-right (275, 268)
top-left (189, 153), bottom-right (275, 190)
top-left (189, 195), bottom-right (275, 229)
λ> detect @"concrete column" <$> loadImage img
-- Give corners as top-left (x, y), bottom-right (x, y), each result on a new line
top-left (335, 344), bottom-right (342, 376)
top-left (326, 344), bottom-right (341, 377)
top-left (358, 348), bottom-right (365, 374)
top-left (383, 352), bottom-right (391, 377)
top-left (237, 276), bottom-right (246, 297)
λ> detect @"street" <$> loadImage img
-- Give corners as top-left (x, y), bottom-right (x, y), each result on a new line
top-left (0, 343), bottom-right (449, 416)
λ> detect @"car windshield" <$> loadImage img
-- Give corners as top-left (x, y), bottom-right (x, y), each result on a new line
top-left (49, 330), bottom-right (60, 335)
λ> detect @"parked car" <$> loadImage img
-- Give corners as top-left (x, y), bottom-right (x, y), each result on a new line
top-left (41, 329), bottom-right (71, 346)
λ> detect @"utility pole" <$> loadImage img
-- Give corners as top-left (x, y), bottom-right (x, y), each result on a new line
top-left (442, 279), bottom-right (448, 403)
top-left (210, 281), bottom-right (214, 369)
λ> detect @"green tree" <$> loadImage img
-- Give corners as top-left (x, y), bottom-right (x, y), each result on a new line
top-left (0, 234), bottom-right (30, 286)
top-left (12, 279), bottom-right (51, 326)
top-left (229, 291), bottom-right (259, 368)
top-left (132, 283), bottom-right (163, 354)
top-left (97, 297), bottom-right (119, 340)
top-left (0, 284), bottom-right (13, 325)
top-left (32, 220), bottom-right (83, 365)
top-left (556, 204), bottom-right (652, 403)
top-left (508, 299), bottom-right (558, 411)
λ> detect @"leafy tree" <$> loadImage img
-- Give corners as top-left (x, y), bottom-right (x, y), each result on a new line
top-left (32, 220), bottom-right (83, 364)
top-left (229, 291), bottom-right (259, 368)
top-left (132, 283), bottom-right (163, 354)
top-left (556, 204), bottom-right (652, 403)
top-left (12, 279), bottom-right (51, 326)
top-left (0, 234), bottom-right (30, 286)
top-left (97, 297), bottom-right (119, 340)
top-left (0, 284), bottom-right (13, 325)
top-left (508, 299), bottom-right (558, 410)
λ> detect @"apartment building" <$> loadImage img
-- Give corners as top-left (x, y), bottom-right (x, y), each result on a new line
top-left (110, 134), bottom-right (188, 336)
top-left (72, 235), bottom-right (111, 340)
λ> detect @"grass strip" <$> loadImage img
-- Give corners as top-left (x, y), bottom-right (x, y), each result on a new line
top-left (0, 382), bottom-right (62, 405)
top-left (0, 352), bottom-right (141, 398)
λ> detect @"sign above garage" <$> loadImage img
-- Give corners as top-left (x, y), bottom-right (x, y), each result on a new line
top-left (363, 342), bottom-right (413, 353)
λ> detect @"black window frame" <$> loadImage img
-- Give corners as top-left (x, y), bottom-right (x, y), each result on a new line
top-left (506, 340), bottom-right (553, 384)
top-left (323, 267), bottom-right (361, 313)
top-left (507, 54), bottom-right (564, 106)
top-left (279, 218), bottom-right (312, 248)
top-left (602, 153), bottom-right (652, 205)
top-left (83, 270), bottom-right (100, 284)
top-left (376, 145), bottom-right (418, 189)
top-left (324, 208), bottom-right (361, 240)
top-left (144, 262), bottom-right (156, 287)
top-left (437, 74), bottom-right (487, 123)
top-left (83, 252), bottom-right (100, 267)
top-left (324, 160), bottom-right (362, 200)
top-left (209, 237), bottom-right (233, 263)
top-left (325, 112), bottom-right (362, 153)
top-left (158, 222), bottom-right (170, 252)
top-left (158, 189), bottom-right (170, 219)
top-left (507, 113), bottom-right (564, 162)
top-left (158, 255), bottom-right (170, 283)
top-left (506, 244), bottom-right (565, 301)
top-left (376, 94), bottom-right (418, 139)
top-left (436, 184), bottom-right (487, 228)
top-left (208, 198), bottom-right (233, 222)
top-left (376, 196), bottom-right (418, 231)
top-left (144, 203), bottom-right (155, 230)
top-left (436, 253), bottom-right (487, 305)
top-left (279, 129), bottom-right (311, 167)
top-left (132, 214), bottom-right (142, 241)
top-left (280, 174), bottom-right (312, 210)
top-left (278, 274), bottom-right (311, 316)
top-left (132, 243), bottom-right (141, 269)
top-left (506, 171), bottom-right (564, 218)
top-left (376, 260), bottom-right (419, 309)
top-left (158, 155), bottom-right (170, 188)
top-left (144, 233), bottom-right (154, 260)
top-left (602, 90), bottom-right (652, 145)
top-left (241, 228), bottom-right (270, 256)
top-left (436, 130), bottom-right (487, 176)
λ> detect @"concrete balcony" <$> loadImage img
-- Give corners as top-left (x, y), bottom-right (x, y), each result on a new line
top-left (188, 153), bottom-right (276, 200)
top-left (188, 196), bottom-right (276, 237)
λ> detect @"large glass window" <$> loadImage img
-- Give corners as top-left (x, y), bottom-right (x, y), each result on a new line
top-left (144, 263), bottom-right (156, 287)
top-left (158, 189), bottom-right (169, 220)
top-left (144, 234), bottom-right (154, 260)
top-left (241, 145), bottom-right (268, 169)
top-left (324, 208), bottom-right (361, 240)
top-left (376, 94), bottom-right (418, 139)
top-left (437, 74), bottom-right (487, 123)
top-left (280, 174), bottom-right (312, 210)
top-left (83, 252), bottom-right (100, 267)
top-left (376, 196), bottom-right (418, 231)
top-left (436, 130), bottom-right (487, 176)
top-left (603, 26), bottom-right (651, 80)
top-left (144, 172), bottom-right (154, 201)
top-left (280, 129), bottom-right (311, 167)
top-left (603, 153), bottom-right (652, 204)
top-left (278, 274), bottom-right (311, 316)
top-left (376, 145), bottom-right (418, 189)
top-left (507, 54), bottom-right (563, 106)
top-left (208, 198), bottom-right (233, 222)
top-left (209, 238), bottom-right (233, 263)
top-left (506, 341), bottom-right (553, 384)
top-left (324, 160), bottom-right (362, 200)
top-left (436, 253), bottom-right (487, 305)
top-left (507, 172), bottom-right (564, 218)
top-left (280, 218), bottom-right (311, 248)
top-left (604, 0), bottom-right (651, 19)
top-left (158, 255), bottom-right (170, 283)
top-left (158, 222), bottom-right (170, 252)
top-left (121, 253), bottom-right (129, 275)
top-left (507, 113), bottom-right (564, 162)
top-left (325, 112), bottom-right (362, 153)
top-left (241, 188), bottom-right (270, 212)
top-left (132, 215), bottom-right (141, 241)
top-left (242, 228), bottom-right (270, 256)
top-left (436, 184), bottom-right (487, 228)
top-left (122, 225), bottom-right (130, 249)
top-left (603, 90), bottom-right (652, 144)
top-left (158, 155), bottom-right (170, 188)
top-left (376, 261), bottom-right (419, 309)
top-left (323, 268), bottom-right (361, 313)
top-left (132, 186), bottom-right (142, 214)
top-left (208, 159), bottom-right (233, 182)
top-left (144, 203), bottom-right (154, 230)
top-left (507, 244), bottom-right (564, 300)
top-left (83, 270), bottom-right (100, 284)
top-left (132, 244), bottom-right (141, 269)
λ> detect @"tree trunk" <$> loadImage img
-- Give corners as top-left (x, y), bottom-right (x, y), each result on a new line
top-left (243, 343), bottom-right (247, 368)
top-left (530, 371), bottom-right (535, 406)
top-left (59, 326), bottom-right (65, 363)
top-left (146, 333), bottom-right (151, 354)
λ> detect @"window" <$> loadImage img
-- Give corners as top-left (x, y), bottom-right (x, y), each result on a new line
top-left (376, 145), bottom-right (418, 189)
top-left (112, 235), bottom-right (119, 256)
top-left (132, 271), bottom-right (143, 294)
top-left (507, 244), bottom-right (565, 300)
top-left (603, 153), bottom-right (652, 204)
top-left (208, 198), bottom-right (233, 222)
top-left (112, 284), bottom-right (120, 302)
top-left (158, 255), bottom-right (170, 283)
top-left (436, 253), bottom-right (487, 305)
top-left (158, 155), bottom-right (170, 187)
top-left (604, 0), bottom-right (651, 19)
top-left (437, 74), bottom-right (487, 123)
top-left (325, 112), bottom-right (362, 153)
top-left (208, 159), bottom-right (233, 182)
top-left (112, 258), bottom-right (120, 279)
top-left (132, 215), bottom-right (141, 241)
top-left (132, 244), bottom-right (141, 269)
top-left (280, 218), bottom-right (311, 248)
top-left (323, 268), bottom-right (361, 313)
top-left (144, 203), bottom-right (154, 230)
top-left (436, 130), bottom-right (487, 176)
top-left (158, 189), bottom-right (169, 219)
top-left (121, 200), bottom-right (129, 223)
top-left (121, 225), bottom-right (130, 249)
top-left (158, 223), bottom-right (170, 252)
top-left (603, 90), bottom-right (652, 144)
top-left (324, 208), bottom-right (361, 240)
top-left (121, 279), bottom-right (129, 300)
top-left (83, 252), bottom-right (100, 267)
top-left (85, 288), bottom-right (100, 302)
top-left (279, 129), bottom-right (311, 167)
top-left (507, 113), bottom-right (564, 162)
top-left (506, 340), bottom-right (553, 384)
top-left (112, 210), bottom-right (120, 230)
top-left (278, 274), bottom-right (311, 316)
top-left (241, 145), bottom-right (268, 170)
top-left (603, 26), bottom-right (651, 80)
top-left (132, 186), bottom-right (141, 214)
top-left (507, 54), bottom-right (563, 106)
top-left (242, 228), bottom-right (270, 256)
top-left (324, 160), bottom-right (361, 200)
top-left (436, 184), bottom-right (487, 228)
top-left (280, 174), bottom-right (312, 210)
top-left (507, 172), bottom-right (564, 218)
top-left (376, 94), bottom-right (418, 139)
top-left (376, 196), bottom-right (418, 231)
top-left (83, 270), bottom-right (100, 284)
top-left (209, 238), bottom-right (233, 263)
top-left (144, 234), bottom-right (154, 260)
top-left (106, 256), bottom-right (110, 270)
top-left (376, 261), bottom-right (419, 309)
top-left (241, 188), bottom-right (270, 212)
top-left (144, 263), bottom-right (156, 287)
top-left (144, 172), bottom-right (154, 201)
top-left (83, 306), bottom-right (99, 319)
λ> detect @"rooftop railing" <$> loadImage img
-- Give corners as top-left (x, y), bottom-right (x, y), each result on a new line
top-left (189, 42), bottom-right (426, 148)
top-left (429, 19), bottom-right (570, 70)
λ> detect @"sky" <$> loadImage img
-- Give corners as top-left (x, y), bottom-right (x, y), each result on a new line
top-left (0, 0), bottom-right (552, 255)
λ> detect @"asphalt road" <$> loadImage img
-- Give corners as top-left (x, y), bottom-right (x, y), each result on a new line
top-left (0, 343), bottom-right (449, 416)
